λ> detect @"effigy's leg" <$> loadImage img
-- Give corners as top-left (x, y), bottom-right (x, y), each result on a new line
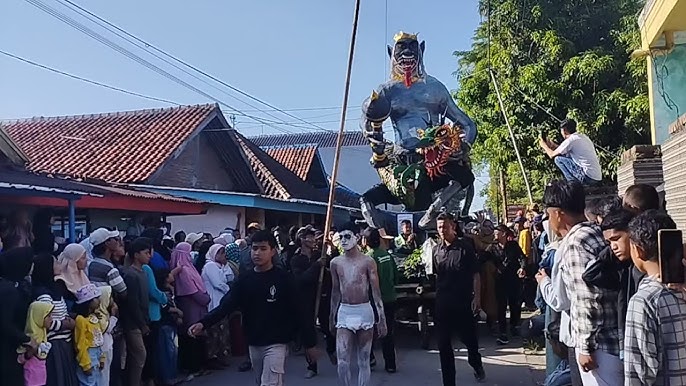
top-left (360, 184), bottom-right (398, 229)
top-left (418, 180), bottom-right (465, 229)
top-left (460, 183), bottom-right (475, 217)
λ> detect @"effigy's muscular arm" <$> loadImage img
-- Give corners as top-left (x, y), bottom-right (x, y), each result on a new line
top-left (361, 88), bottom-right (392, 167)
top-left (438, 82), bottom-right (477, 145)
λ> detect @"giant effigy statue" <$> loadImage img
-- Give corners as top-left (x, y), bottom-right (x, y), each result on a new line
top-left (360, 31), bottom-right (477, 229)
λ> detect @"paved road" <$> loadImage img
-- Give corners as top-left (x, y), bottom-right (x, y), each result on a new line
top-left (189, 325), bottom-right (545, 386)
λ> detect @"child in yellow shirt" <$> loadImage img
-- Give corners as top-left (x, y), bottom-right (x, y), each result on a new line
top-left (73, 284), bottom-right (105, 386)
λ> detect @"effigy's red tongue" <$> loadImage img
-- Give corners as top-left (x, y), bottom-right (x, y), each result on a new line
top-left (404, 68), bottom-right (412, 87)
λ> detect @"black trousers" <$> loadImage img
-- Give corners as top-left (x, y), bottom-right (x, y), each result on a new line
top-left (435, 300), bottom-right (482, 386)
top-left (496, 275), bottom-right (522, 335)
top-left (370, 301), bottom-right (398, 369)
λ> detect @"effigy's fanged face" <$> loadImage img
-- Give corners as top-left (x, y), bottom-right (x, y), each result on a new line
top-left (389, 34), bottom-right (424, 87)
top-left (394, 39), bottom-right (420, 74)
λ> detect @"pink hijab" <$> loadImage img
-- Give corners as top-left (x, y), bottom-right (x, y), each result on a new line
top-left (170, 242), bottom-right (206, 296)
top-left (55, 243), bottom-right (90, 294)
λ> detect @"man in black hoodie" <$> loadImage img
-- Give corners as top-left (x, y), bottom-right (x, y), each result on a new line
top-left (189, 230), bottom-right (316, 386)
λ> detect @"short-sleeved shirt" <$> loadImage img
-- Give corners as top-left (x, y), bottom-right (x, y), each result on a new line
top-left (556, 133), bottom-right (602, 181)
top-left (432, 237), bottom-right (477, 305)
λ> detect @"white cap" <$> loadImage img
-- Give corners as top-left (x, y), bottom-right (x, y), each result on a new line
top-left (185, 232), bottom-right (204, 246)
top-left (90, 228), bottom-right (120, 246)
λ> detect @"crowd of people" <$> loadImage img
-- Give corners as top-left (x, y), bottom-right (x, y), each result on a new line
top-left (3, 179), bottom-right (686, 386)
top-left (0, 211), bottom-right (408, 386)
top-left (484, 181), bottom-right (686, 386)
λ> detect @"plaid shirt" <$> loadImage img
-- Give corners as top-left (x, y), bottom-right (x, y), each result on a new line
top-left (560, 222), bottom-right (621, 355)
top-left (625, 276), bottom-right (686, 386)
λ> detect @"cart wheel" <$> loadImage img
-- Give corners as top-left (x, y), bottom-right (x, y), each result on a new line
top-left (418, 306), bottom-right (430, 350)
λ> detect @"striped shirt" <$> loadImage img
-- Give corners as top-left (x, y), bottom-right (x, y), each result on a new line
top-left (36, 294), bottom-right (71, 341)
top-left (88, 257), bottom-right (127, 294)
top-left (625, 276), bottom-right (686, 386)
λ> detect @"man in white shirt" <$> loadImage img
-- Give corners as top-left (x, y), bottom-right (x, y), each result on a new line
top-left (539, 119), bottom-right (602, 185)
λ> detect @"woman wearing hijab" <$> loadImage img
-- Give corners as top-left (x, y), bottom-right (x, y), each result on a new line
top-left (0, 247), bottom-right (36, 385)
top-left (54, 244), bottom-right (90, 300)
top-left (32, 253), bottom-right (79, 386)
top-left (171, 242), bottom-right (210, 378)
top-left (202, 244), bottom-right (234, 367)
top-left (225, 243), bottom-right (241, 277)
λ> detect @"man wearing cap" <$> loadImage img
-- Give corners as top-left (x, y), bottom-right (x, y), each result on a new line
top-left (290, 226), bottom-right (330, 378)
top-left (87, 228), bottom-right (127, 296)
top-left (364, 228), bottom-right (399, 373)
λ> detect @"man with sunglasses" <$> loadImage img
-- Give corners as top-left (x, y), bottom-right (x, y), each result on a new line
top-left (330, 222), bottom-right (387, 386)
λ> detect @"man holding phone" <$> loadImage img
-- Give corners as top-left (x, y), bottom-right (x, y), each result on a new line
top-left (625, 210), bottom-right (686, 385)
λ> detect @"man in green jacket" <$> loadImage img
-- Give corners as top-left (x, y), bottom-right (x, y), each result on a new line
top-left (363, 227), bottom-right (398, 373)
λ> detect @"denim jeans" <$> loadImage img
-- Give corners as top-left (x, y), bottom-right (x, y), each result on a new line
top-left (156, 324), bottom-right (178, 384)
top-left (544, 359), bottom-right (571, 386)
top-left (554, 156), bottom-right (598, 185)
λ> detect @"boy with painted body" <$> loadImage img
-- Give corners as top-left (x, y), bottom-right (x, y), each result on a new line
top-left (330, 223), bottom-right (387, 386)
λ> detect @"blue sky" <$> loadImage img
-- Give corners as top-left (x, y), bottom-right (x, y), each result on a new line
top-left (0, 0), bottom-right (486, 208)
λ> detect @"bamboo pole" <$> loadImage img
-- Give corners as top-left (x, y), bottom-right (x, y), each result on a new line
top-left (314, 0), bottom-right (362, 321)
top-left (489, 69), bottom-right (534, 205)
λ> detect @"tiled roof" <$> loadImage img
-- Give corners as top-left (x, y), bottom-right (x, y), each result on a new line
top-left (263, 145), bottom-right (318, 181)
top-left (3, 104), bottom-right (219, 183)
top-left (232, 130), bottom-right (325, 201)
top-left (250, 131), bottom-right (367, 148)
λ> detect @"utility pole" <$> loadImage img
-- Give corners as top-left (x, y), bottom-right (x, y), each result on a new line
top-left (499, 168), bottom-right (508, 223)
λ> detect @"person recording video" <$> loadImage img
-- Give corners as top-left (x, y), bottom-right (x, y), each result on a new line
top-left (539, 119), bottom-right (602, 185)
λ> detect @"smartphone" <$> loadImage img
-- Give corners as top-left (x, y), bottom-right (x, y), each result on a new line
top-left (658, 229), bottom-right (684, 284)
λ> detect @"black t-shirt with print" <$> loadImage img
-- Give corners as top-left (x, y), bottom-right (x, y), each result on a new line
top-left (201, 266), bottom-right (316, 348)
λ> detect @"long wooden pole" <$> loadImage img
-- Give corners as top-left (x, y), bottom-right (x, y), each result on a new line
top-left (314, 0), bottom-right (362, 321)
top-left (489, 69), bottom-right (534, 205)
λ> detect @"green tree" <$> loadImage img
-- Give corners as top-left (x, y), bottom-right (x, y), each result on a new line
top-left (455, 0), bottom-right (650, 209)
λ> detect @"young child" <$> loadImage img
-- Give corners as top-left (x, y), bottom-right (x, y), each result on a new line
top-left (625, 210), bottom-right (686, 385)
top-left (155, 267), bottom-right (184, 386)
top-left (73, 284), bottom-right (106, 386)
top-left (18, 301), bottom-right (54, 386)
top-left (96, 286), bottom-right (117, 386)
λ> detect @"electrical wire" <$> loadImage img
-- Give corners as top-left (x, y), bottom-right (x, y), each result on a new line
top-left (25, 0), bottom-right (306, 137)
top-left (55, 0), bottom-right (344, 134)
top-left (0, 49), bottom-right (179, 106)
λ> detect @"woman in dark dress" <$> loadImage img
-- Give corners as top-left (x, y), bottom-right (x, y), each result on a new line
top-left (0, 247), bottom-right (35, 385)
top-left (32, 252), bottom-right (79, 386)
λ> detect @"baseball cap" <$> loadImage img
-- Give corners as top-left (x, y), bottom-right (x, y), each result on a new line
top-left (247, 222), bottom-right (262, 232)
top-left (90, 228), bottom-right (120, 246)
top-left (185, 232), bottom-right (204, 246)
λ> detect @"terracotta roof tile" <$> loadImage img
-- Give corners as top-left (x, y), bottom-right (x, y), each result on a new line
top-left (250, 131), bottom-right (367, 148)
top-left (232, 131), bottom-right (322, 201)
top-left (3, 104), bottom-right (219, 183)
top-left (263, 145), bottom-right (318, 181)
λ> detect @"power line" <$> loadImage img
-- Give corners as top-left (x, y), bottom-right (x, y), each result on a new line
top-left (25, 0), bottom-right (299, 136)
top-left (0, 49), bottom-right (179, 105)
top-left (53, 0), bottom-right (324, 132)
top-left (55, 0), bottom-right (342, 134)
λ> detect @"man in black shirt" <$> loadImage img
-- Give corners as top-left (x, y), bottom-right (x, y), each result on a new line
top-left (432, 212), bottom-right (485, 385)
top-left (188, 230), bottom-right (316, 386)
top-left (493, 224), bottom-right (527, 345)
